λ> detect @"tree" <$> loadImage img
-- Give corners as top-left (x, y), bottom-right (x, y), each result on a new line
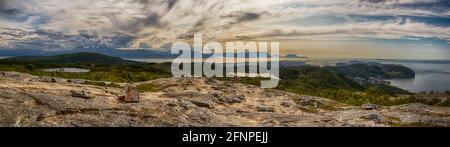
top-left (25, 64), bottom-right (35, 71)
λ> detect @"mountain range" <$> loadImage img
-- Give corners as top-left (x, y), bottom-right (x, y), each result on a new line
top-left (0, 46), bottom-right (178, 59)
top-left (1, 52), bottom-right (140, 65)
top-left (0, 46), bottom-right (275, 59)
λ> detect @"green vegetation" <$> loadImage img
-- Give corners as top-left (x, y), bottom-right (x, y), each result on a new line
top-left (218, 66), bottom-right (418, 106)
top-left (405, 92), bottom-right (450, 107)
top-left (325, 63), bottom-right (415, 80)
top-left (278, 66), bottom-right (414, 106)
top-left (0, 64), bottom-right (171, 83)
top-left (0, 53), bottom-right (172, 83)
top-left (439, 99), bottom-right (450, 107)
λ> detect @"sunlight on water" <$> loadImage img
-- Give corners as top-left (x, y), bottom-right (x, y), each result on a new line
top-left (380, 62), bottom-right (450, 93)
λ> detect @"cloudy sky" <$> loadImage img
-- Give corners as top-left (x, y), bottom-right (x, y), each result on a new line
top-left (0, 0), bottom-right (449, 59)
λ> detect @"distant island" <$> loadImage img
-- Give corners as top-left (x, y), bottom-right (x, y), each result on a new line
top-left (283, 54), bottom-right (308, 58)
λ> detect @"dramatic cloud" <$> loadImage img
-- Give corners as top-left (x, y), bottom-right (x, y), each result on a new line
top-left (0, 0), bottom-right (449, 54)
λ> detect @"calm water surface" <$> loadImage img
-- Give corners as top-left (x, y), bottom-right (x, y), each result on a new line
top-left (379, 61), bottom-right (450, 93)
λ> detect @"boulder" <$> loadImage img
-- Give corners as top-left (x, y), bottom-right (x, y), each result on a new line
top-left (119, 85), bottom-right (140, 103)
top-left (2, 72), bottom-right (19, 77)
top-left (217, 95), bottom-right (246, 104)
top-left (361, 103), bottom-right (378, 110)
top-left (364, 114), bottom-right (380, 122)
top-left (189, 100), bottom-right (214, 109)
top-left (70, 90), bottom-right (94, 99)
top-left (178, 99), bottom-right (197, 110)
top-left (39, 76), bottom-right (66, 83)
top-left (257, 106), bottom-right (275, 112)
top-left (280, 101), bottom-right (292, 107)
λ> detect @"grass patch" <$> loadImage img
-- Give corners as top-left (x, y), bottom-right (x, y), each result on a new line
top-left (438, 99), bottom-right (450, 107)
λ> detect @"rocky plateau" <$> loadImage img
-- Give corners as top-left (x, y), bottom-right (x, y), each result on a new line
top-left (1, 71), bottom-right (449, 127)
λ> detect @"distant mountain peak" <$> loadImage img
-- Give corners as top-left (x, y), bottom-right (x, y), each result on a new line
top-left (1, 52), bottom-right (141, 65)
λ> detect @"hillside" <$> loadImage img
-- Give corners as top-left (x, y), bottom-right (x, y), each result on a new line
top-left (0, 53), bottom-right (171, 83)
top-left (223, 65), bottom-right (412, 106)
top-left (0, 52), bottom-right (141, 65)
top-left (326, 62), bottom-right (415, 80)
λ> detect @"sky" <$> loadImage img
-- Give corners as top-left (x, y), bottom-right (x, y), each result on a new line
top-left (0, 0), bottom-right (449, 59)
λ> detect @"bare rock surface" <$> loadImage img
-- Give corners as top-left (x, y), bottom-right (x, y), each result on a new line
top-left (70, 90), bottom-right (94, 99)
top-left (1, 71), bottom-right (449, 127)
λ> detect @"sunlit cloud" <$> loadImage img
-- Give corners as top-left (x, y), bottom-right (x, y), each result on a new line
top-left (0, 0), bottom-right (449, 58)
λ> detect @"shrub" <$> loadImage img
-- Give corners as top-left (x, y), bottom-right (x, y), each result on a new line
top-left (25, 64), bottom-right (35, 71)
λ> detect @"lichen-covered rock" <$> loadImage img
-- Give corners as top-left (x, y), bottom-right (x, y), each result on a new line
top-left (361, 103), bottom-right (379, 110)
top-left (70, 90), bottom-right (93, 99)
top-left (365, 114), bottom-right (380, 122)
top-left (257, 106), bottom-right (275, 112)
top-left (189, 100), bottom-right (214, 109)
top-left (120, 85), bottom-right (140, 103)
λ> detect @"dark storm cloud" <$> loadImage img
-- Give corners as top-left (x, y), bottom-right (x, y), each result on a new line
top-left (107, 12), bottom-right (162, 33)
top-left (358, 0), bottom-right (387, 3)
top-left (236, 12), bottom-right (262, 22)
top-left (74, 30), bottom-right (136, 47)
top-left (35, 29), bottom-right (63, 38)
top-left (1, 0), bottom-right (449, 51)
top-left (144, 13), bottom-right (161, 26)
top-left (358, 0), bottom-right (443, 4)
top-left (0, 0), bottom-right (33, 22)
top-left (179, 16), bottom-right (208, 37)
top-left (109, 33), bottom-right (136, 47)
top-left (222, 12), bottom-right (263, 23)
top-left (106, 0), bottom-right (181, 33)
top-left (220, 11), bottom-right (266, 29)
top-left (134, 0), bottom-right (179, 9)
top-left (1, 27), bottom-right (136, 50)
top-left (176, 11), bottom-right (264, 40)
top-left (167, 0), bottom-right (179, 10)
top-left (358, 0), bottom-right (449, 10)
top-left (176, 33), bottom-right (194, 40)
